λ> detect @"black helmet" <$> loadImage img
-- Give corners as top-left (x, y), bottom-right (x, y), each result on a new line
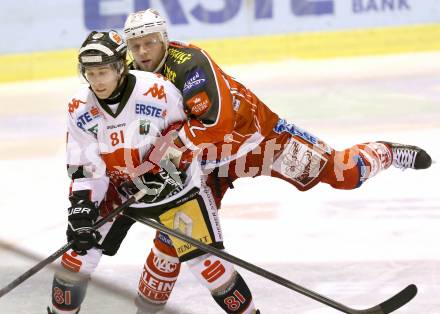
top-left (78, 30), bottom-right (127, 68)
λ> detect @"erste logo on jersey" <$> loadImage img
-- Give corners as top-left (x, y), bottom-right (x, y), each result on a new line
top-left (76, 106), bottom-right (100, 129)
top-left (186, 91), bottom-right (211, 116)
top-left (144, 83), bottom-right (167, 103)
top-left (136, 103), bottom-right (166, 118)
top-left (183, 68), bottom-right (207, 96)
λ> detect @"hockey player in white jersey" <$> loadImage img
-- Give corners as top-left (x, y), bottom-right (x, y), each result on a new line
top-left (47, 30), bottom-right (260, 314)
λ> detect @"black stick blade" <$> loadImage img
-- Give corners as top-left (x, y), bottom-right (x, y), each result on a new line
top-left (353, 284), bottom-right (417, 314)
top-left (379, 284), bottom-right (417, 314)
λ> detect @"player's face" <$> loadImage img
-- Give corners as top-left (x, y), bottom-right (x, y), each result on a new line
top-left (127, 33), bottom-right (166, 72)
top-left (84, 65), bottom-right (120, 99)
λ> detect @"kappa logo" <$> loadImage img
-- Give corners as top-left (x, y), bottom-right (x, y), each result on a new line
top-left (201, 259), bottom-right (226, 283)
top-left (144, 83), bottom-right (167, 103)
top-left (68, 98), bottom-right (86, 113)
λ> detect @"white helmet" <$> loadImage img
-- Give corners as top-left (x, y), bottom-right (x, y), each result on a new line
top-left (124, 9), bottom-right (169, 47)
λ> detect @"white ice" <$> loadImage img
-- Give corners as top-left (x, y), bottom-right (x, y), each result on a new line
top-left (0, 52), bottom-right (439, 314)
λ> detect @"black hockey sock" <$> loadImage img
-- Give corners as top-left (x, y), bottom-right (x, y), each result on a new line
top-left (212, 272), bottom-right (254, 313)
top-left (50, 273), bottom-right (88, 313)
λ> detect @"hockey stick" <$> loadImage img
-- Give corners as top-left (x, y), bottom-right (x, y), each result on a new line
top-left (126, 213), bottom-right (417, 314)
top-left (0, 187), bottom-right (199, 298)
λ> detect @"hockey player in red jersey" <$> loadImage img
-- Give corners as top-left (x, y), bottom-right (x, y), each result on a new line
top-left (121, 8), bottom-right (433, 312)
top-left (47, 30), bottom-right (260, 314)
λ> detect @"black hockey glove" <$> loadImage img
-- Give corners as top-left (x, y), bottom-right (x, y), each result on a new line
top-left (119, 166), bottom-right (186, 204)
top-left (66, 191), bottom-right (101, 255)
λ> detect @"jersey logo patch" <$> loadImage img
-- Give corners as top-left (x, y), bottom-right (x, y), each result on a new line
top-left (201, 259), bottom-right (226, 283)
top-left (68, 98), bottom-right (86, 114)
top-left (168, 48), bottom-right (192, 64)
top-left (88, 124), bottom-right (98, 137)
top-left (186, 91), bottom-right (211, 116)
top-left (274, 119), bottom-right (332, 154)
top-left (144, 83), bottom-right (167, 103)
top-left (109, 30), bottom-right (122, 45)
top-left (136, 103), bottom-right (164, 118)
top-left (139, 119), bottom-right (151, 135)
top-left (273, 138), bottom-right (328, 187)
top-left (76, 106), bottom-right (100, 130)
top-left (183, 68), bottom-right (207, 96)
top-left (163, 64), bottom-right (176, 83)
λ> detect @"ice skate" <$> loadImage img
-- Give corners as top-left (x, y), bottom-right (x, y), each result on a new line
top-left (379, 141), bottom-right (432, 170)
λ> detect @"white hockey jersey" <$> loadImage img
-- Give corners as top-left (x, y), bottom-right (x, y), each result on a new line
top-left (66, 70), bottom-right (194, 205)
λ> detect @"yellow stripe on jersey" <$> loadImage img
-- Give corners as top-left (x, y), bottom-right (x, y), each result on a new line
top-left (1, 24), bottom-right (439, 83)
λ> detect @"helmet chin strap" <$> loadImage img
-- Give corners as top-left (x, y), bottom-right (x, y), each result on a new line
top-left (153, 48), bottom-right (168, 73)
top-left (153, 35), bottom-right (169, 73)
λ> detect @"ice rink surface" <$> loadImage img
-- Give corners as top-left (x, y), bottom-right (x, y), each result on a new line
top-left (0, 52), bottom-right (439, 313)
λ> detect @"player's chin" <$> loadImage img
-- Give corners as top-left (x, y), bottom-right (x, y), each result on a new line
top-left (140, 60), bottom-right (155, 72)
top-left (94, 89), bottom-right (110, 99)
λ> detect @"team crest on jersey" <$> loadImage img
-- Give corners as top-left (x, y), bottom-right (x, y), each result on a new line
top-left (144, 83), bottom-right (167, 103)
top-left (139, 119), bottom-right (151, 135)
top-left (183, 68), bottom-right (207, 96)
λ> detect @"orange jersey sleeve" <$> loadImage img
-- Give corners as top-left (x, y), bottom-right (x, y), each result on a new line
top-left (163, 42), bottom-right (279, 160)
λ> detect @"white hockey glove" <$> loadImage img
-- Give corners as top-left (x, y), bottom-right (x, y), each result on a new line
top-left (119, 166), bottom-right (186, 204)
top-left (146, 121), bottom-right (194, 172)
